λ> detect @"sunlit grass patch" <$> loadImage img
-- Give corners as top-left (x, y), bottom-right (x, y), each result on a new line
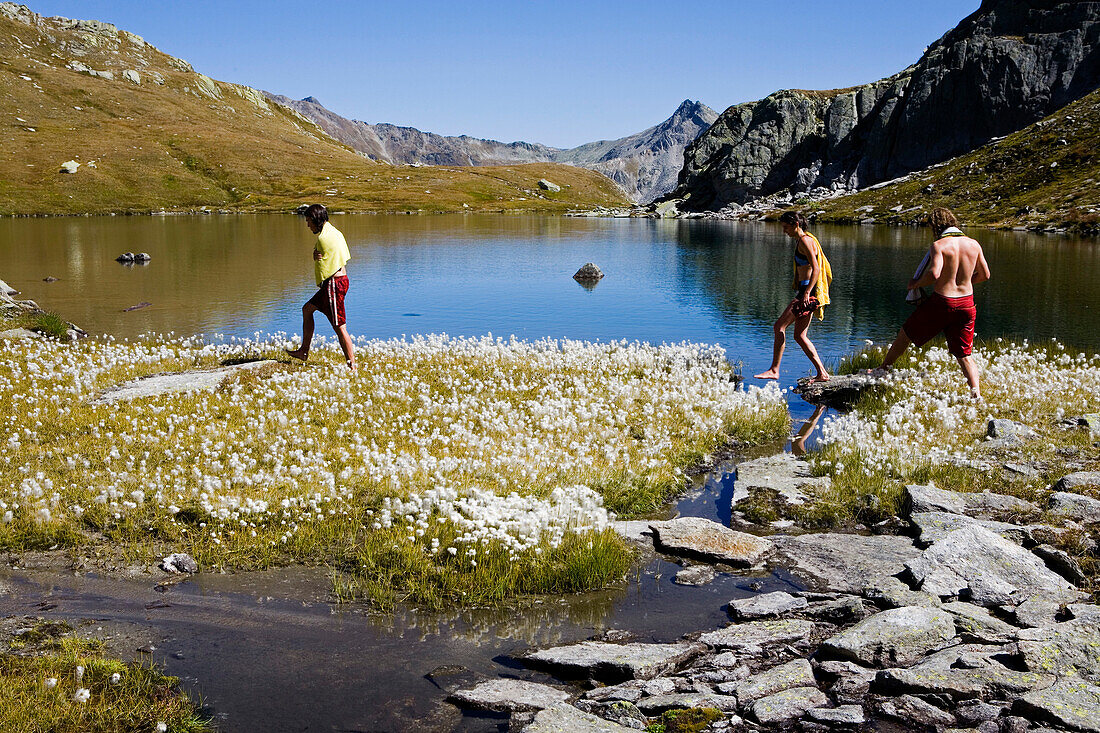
top-left (0, 621), bottom-right (211, 733)
top-left (0, 333), bottom-right (788, 605)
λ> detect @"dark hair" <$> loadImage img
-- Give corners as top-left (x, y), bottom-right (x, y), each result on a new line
top-left (304, 203), bottom-right (329, 228)
top-left (779, 210), bottom-right (808, 230)
top-left (927, 207), bottom-right (959, 234)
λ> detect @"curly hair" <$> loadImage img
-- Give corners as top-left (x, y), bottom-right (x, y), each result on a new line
top-left (927, 207), bottom-right (960, 235)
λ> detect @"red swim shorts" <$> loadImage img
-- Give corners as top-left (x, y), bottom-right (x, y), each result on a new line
top-left (307, 274), bottom-right (349, 328)
top-left (903, 292), bottom-right (976, 357)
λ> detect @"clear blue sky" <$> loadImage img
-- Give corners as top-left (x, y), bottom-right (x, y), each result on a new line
top-left (31, 0), bottom-right (980, 148)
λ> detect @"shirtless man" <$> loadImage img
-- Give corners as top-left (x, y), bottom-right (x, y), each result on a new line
top-left (879, 208), bottom-right (991, 397)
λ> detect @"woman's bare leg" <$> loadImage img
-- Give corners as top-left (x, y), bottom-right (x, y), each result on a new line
top-left (793, 313), bottom-right (829, 382)
top-left (754, 306), bottom-right (797, 379)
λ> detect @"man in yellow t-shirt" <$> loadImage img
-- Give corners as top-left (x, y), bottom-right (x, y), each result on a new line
top-left (286, 204), bottom-right (356, 370)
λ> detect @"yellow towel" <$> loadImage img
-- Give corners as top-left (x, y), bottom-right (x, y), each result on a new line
top-left (791, 232), bottom-right (832, 321)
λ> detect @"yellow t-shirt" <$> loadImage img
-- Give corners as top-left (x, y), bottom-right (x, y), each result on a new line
top-left (314, 221), bottom-right (350, 285)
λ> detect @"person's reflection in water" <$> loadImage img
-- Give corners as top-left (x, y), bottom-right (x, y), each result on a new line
top-left (791, 404), bottom-right (827, 456)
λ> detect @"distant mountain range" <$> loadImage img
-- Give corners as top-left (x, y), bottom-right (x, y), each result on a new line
top-left (264, 94), bottom-right (717, 203)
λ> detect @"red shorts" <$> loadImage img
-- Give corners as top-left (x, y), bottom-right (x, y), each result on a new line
top-left (307, 274), bottom-right (349, 328)
top-left (903, 292), bottom-right (976, 357)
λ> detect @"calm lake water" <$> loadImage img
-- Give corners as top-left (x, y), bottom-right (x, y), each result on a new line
top-left (5, 214), bottom-right (1100, 390)
top-left (3, 214), bottom-right (1100, 731)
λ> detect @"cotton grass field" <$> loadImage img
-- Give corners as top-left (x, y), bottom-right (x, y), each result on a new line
top-left (0, 333), bottom-right (788, 607)
top-left (801, 339), bottom-right (1100, 531)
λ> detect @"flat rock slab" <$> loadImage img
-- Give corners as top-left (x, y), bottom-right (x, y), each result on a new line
top-left (821, 606), bottom-right (956, 667)
top-left (941, 601), bottom-right (1017, 636)
top-left (732, 453), bottom-right (829, 507)
top-left (807, 705), bottom-right (867, 725)
top-left (1016, 619), bottom-right (1100, 682)
top-left (95, 360), bottom-right (275, 404)
top-left (727, 591), bottom-right (808, 620)
top-left (910, 511), bottom-right (1032, 546)
top-left (735, 659), bottom-right (816, 705)
top-left (794, 373), bottom-right (883, 410)
top-left (522, 641), bottom-right (704, 683)
top-left (769, 533), bottom-right (920, 594)
top-left (698, 619), bottom-right (815, 651)
top-left (877, 665), bottom-right (1054, 700)
top-left (0, 327), bottom-right (41, 340)
top-left (1052, 472), bottom-right (1100, 493)
top-left (448, 679), bottom-right (572, 713)
top-left (752, 686), bottom-right (828, 724)
top-left (905, 483), bottom-right (1037, 519)
top-left (609, 520), bottom-right (655, 546)
top-left (905, 525), bottom-right (1072, 606)
top-left (1049, 491), bottom-right (1100, 524)
top-left (649, 517), bottom-right (772, 566)
top-left (522, 702), bottom-right (638, 733)
top-left (1015, 678), bottom-right (1100, 733)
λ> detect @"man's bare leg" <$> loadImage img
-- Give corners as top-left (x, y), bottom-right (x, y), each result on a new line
top-left (958, 355), bottom-right (980, 398)
top-left (754, 309), bottom-right (796, 380)
top-left (286, 303), bottom-right (317, 361)
top-left (793, 314), bottom-right (829, 382)
top-left (335, 324), bottom-right (356, 371)
top-left (881, 328), bottom-right (912, 368)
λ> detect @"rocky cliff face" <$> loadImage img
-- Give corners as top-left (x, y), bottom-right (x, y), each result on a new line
top-left (668, 0), bottom-right (1100, 211)
top-left (267, 95), bottom-right (716, 203)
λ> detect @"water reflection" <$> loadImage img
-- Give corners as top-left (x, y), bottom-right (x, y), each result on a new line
top-left (792, 404), bottom-right (828, 457)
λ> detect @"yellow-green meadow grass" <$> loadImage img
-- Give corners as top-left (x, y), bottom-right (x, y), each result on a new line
top-left (0, 333), bottom-right (789, 607)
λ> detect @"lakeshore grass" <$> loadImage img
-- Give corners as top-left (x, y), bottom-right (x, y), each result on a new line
top-left (0, 621), bottom-right (211, 733)
top-left (800, 340), bottom-right (1100, 556)
top-left (0, 333), bottom-right (788, 607)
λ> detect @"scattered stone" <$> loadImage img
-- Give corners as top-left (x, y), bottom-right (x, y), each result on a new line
top-left (821, 606), bottom-right (956, 667)
top-left (1051, 471), bottom-right (1100, 493)
top-left (1015, 618), bottom-right (1100, 681)
top-left (522, 641), bottom-right (704, 683)
top-left (1032, 543), bottom-right (1086, 584)
top-left (522, 702), bottom-right (638, 733)
top-left (573, 262), bottom-right (604, 282)
top-left (735, 659), bottom-right (816, 705)
top-left (698, 619), bottom-right (815, 651)
top-left (116, 252), bottom-right (135, 263)
top-left (732, 453), bottom-right (829, 507)
top-left (538, 179), bottom-right (561, 192)
top-left (573, 700), bottom-right (647, 729)
top-left (751, 686), bottom-right (828, 724)
top-left (769, 533), bottom-right (920, 594)
top-left (905, 483), bottom-right (1037, 519)
top-left (673, 565), bottom-right (715, 586)
top-left (802, 596), bottom-right (869, 624)
top-left (121, 69), bottom-right (140, 84)
top-left (904, 525), bottom-right (1072, 605)
top-left (941, 601), bottom-right (1017, 636)
top-left (636, 692), bottom-right (736, 715)
top-left (649, 517), bottom-right (772, 566)
top-left (987, 418), bottom-right (1037, 442)
top-left (42, 276), bottom-right (59, 282)
top-left (447, 678), bottom-right (571, 713)
top-left (133, 252), bottom-right (151, 262)
top-left (59, 160), bottom-right (80, 173)
top-left (610, 520), bottom-right (654, 546)
top-left (1004, 461), bottom-right (1041, 477)
top-left (160, 553), bottom-right (198, 574)
top-left (806, 705), bottom-right (866, 726)
top-left (0, 328), bottom-right (42, 340)
top-left (955, 699), bottom-right (1004, 725)
top-left (1014, 678), bottom-right (1100, 733)
top-left (94, 360), bottom-right (276, 404)
top-left (875, 694), bottom-right (957, 728)
top-left (910, 511), bottom-right (1032, 546)
top-left (1011, 588), bottom-right (1086, 627)
top-left (727, 591), bottom-right (808, 620)
top-left (1049, 490), bottom-right (1100, 524)
top-left (793, 372), bottom-right (883, 410)
top-left (816, 660), bottom-right (878, 704)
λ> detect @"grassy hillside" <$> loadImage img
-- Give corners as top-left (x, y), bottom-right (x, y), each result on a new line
top-left (0, 5), bottom-right (628, 215)
top-left (804, 88), bottom-right (1100, 234)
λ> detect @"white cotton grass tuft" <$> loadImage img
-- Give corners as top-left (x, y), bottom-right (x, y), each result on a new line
top-left (72, 687), bottom-right (90, 703)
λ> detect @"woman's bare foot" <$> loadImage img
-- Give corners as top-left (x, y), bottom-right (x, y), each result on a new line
top-left (753, 369), bottom-right (780, 380)
top-left (811, 373), bottom-right (830, 383)
top-left (285, 347), bottom-right (308, 362)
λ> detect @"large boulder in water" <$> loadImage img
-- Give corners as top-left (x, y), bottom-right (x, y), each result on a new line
top-left (573, 262), bottom-right (604, 282)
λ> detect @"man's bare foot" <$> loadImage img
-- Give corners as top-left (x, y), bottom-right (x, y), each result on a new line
top-left (285, 347), bottom-right (308, 362)
top-left (811, 373), bottom-right (830, 383)
top-left (753, 370), bottom-right (780, 380)
top-left (346, 362), bottom-right (358, 373)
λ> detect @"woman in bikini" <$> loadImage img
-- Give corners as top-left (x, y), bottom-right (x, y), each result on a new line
top-left (753, 211), bottom-right (830, 383)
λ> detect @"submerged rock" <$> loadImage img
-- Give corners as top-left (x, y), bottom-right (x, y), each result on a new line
top-left (649, 517), bottom-right (772, 566)
top-left (672, 565), bottom-right (715, 586)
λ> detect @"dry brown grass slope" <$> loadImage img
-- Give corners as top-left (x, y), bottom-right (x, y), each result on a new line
top-left (0, 4), bottom-right (628, 215)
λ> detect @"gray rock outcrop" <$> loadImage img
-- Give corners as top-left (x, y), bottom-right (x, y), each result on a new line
top-left (447, 679), bottom-right (572, 713)
top-left (94, 360), bottom-right (275, 404)
top-left (821, 606), bottom-right (956, 667)
top-left (664, 0), bottom-right (1100, 211)
top-left (768, 533), bottom-right (920, 594)
top-left (522, 641), bottom-right (704, 683)
top-left (649, 517), bottom-right (772, 566)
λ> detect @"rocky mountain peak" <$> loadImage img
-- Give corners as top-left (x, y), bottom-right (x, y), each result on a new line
top-left (302, 96), bottom-right (323, 106)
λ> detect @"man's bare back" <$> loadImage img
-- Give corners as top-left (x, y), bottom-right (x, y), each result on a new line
top-left (916, 233), bottom-right (991, 297)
